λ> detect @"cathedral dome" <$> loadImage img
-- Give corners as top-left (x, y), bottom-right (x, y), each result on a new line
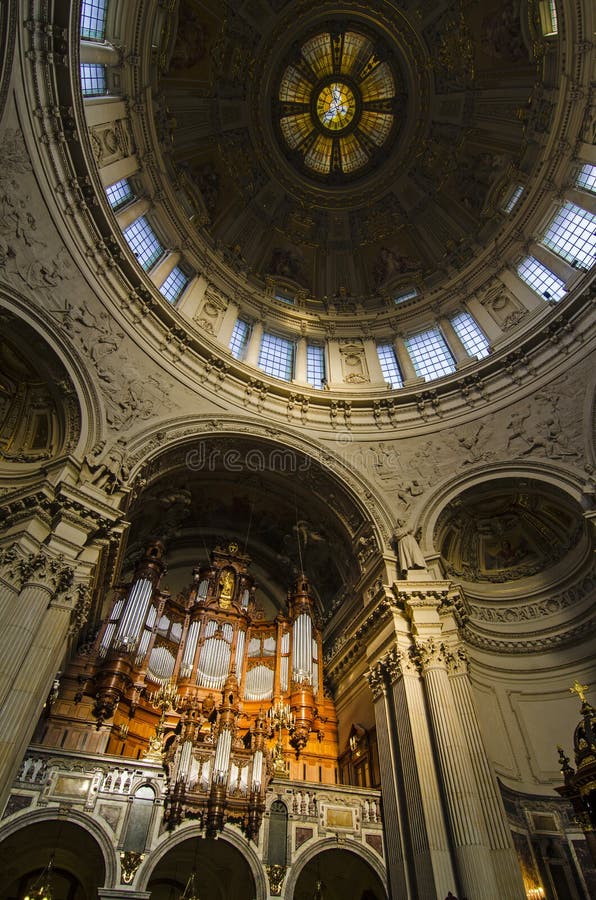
top-left (156, 0), bottom-right (540, 305)
top-left (70, 0), bottom-right (594, 399)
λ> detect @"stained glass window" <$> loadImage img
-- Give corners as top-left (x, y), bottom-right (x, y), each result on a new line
top-left (517, 256), bottom-right (566, 301)
top-left (105, 178), bottom-right (133, 210)
top-left (405, 329), bottom-right (456, 380)
top-left (277, 29), bottom-right (397, 180)
top-left (80, 63), bottom-right (107, 97)
top-left (307, 344), bottom-right (326, 388)
top-left (229, 319), bottom-right (251, 360)
top-left (317, 83), bottom-right (356, 131)
top-left (123, 217), bottom-right (164, 270)
top-left (258, 333), bottom-right (294, 381)
top-left (539, 0), bottom-right (558, 35)
top-left (503, 185), bottom-right (524, 214)
top-left (394, 289), bottom-right (417, 304)
top-left (576, 163), bottom-right (596, 194)
top-left (160, 266), bottom-right (190, 304)
top-left (275, 290), bottom-right (295, 305)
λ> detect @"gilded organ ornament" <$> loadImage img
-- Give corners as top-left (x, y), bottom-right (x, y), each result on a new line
top-left (219, 568), bottom-right (235, 607)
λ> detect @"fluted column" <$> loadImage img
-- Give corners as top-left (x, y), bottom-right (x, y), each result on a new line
top-left (365, 664), bottom-right (412, 898)
top-left (447, 649), bottom-right (526, 898)
top-left (415, 638), bottom-right (500, 898)
top-left (0, 551), bottom-right (75, 709)
top-left (0, 543), bottom-right (21, 621)
top-left (0, 480), bottom-right (123, 814)
top-left (0, 567), bottom-right (92, 810)
top-left (385, 648), bottom-right (455, 897)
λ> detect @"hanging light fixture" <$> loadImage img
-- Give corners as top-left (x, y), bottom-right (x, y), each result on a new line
top-left (23, 854), bottom-right (55, 900)
top-left (180, 837), bottom-right (202, 900)
top-left (180, 869), bottom-right (201, 900)
top-left (313, 878), bottom-right (325, 900)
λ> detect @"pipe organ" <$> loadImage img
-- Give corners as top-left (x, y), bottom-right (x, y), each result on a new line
top-left (61, 541), bottom-right (339, 839)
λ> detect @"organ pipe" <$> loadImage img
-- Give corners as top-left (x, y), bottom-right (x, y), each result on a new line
top-left (213, 725), bottom-right (232, 782)
top-left (92, 541), bottom-right (166, 727)
top-left (287, 573), bottom-right (318, 756)
top-left (292, 612), bottom-right (313, 684)
top-left (235, 629), bottom-right (246, 675)
top-left (181, 620), bottom-right (200, 677)
top-left (179, 739), bottom-right (194, 782)
top-left (252, 749), bottom-right (263, 791)
top-left (113, 578), bottom-right (153, 648)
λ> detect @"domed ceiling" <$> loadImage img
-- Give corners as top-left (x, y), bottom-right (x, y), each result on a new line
top-left (158, 0), bottom-right (541, 305)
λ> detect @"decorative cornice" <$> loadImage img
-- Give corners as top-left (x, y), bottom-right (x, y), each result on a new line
top-left (466, 562), bottom-right (596, 624)
top-left (463, 617), bottom-right (596, 654)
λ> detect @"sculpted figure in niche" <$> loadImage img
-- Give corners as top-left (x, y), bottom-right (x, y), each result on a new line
top-left (393, 519), bottom-right (427, 575)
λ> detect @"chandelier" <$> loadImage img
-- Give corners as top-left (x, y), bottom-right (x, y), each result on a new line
top-left (23, 855), bottom-right (54, 900)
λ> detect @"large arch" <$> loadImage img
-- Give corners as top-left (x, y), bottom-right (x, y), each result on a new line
top-left (0, 807), bottom-right (117, 897)
top-left (137, 823), bottom-right (268, 899)
top-left (415, 459), bottom-right (593, 560)
top-left (284, 838), bottom-right (388, 899)
top-left (116, 419), bottom-right (398, 618)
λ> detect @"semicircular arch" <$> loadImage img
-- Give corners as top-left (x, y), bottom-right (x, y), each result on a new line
top-left (137, 823), bottom-right (268, 899)
top-left (283, 836), bottom-right (388, 899)
top-left (0, 805), bottom-right (118, 889)
top-left (0, 288), bottom-right (105, 461)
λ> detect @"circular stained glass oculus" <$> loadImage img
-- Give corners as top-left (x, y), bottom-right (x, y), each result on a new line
top-left (317, 82), bottom-right (356, 132)
top-left (276, 29), bottom-right (398, 179)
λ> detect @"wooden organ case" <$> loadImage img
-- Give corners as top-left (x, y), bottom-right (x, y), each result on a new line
top-left (38, 540), bottom-right (339, 840)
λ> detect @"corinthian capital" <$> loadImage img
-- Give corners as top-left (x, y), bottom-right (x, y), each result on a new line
top-left (365, 663), bottom-right (386, 700)
top-left (410, 637), bottom-right (447, 672)
top-left (445, 645), bottom-right (469, 675)
top-left (0, 542), bottom-right (20, 584)
top-left (381, 646), bottom-right (403, 685)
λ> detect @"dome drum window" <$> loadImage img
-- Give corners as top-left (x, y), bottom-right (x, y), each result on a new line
top-left (80, 0), bottom-right (108, 41)
top-left (80, 63), bottom-right (107, 97)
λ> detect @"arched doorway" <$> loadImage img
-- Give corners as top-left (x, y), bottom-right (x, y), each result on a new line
top-left (0, 819), bottom-right (106, 900)
top-left (147, 834), bottom-right (257, 900)
top-left (292, 848), bottom-right (387, 900)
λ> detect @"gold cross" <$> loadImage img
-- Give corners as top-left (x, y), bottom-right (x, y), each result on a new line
top-left (570, 680), bottom-right (589, 703)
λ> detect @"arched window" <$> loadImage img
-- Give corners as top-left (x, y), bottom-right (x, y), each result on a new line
top-left (267, 800), bottom-right (288, 866)
top-left (123, 784), bottom-right (155, 853)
